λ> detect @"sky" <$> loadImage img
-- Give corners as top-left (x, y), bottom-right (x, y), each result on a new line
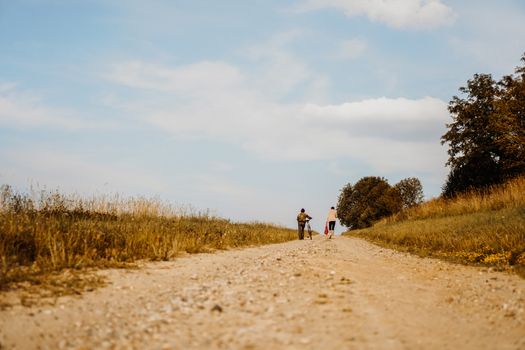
top-left (1, 0), bottom-right (524, 232)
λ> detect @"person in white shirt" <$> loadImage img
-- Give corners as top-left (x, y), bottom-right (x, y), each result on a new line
top-left (326, 206), bottom-right (337, 239)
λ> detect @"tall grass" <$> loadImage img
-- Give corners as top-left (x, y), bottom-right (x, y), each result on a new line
top-left (344, 177), bottom-right (525, 271)
top-left (0, 185), bottom-right (297, 289)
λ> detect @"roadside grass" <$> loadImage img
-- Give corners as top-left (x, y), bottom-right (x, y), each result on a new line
top-left (343, 177), bottom-right (525, 275)
top-left (0, 185), bottom-right (297, 295)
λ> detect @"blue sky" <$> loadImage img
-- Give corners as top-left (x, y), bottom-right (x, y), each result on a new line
top-left (1, 0), bottom-right (524, 231)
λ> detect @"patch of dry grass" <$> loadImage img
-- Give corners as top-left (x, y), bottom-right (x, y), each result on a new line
top-left (344, 177), bottom-right (525, 274)
top-left (0, 185), bottom-right (297, 291)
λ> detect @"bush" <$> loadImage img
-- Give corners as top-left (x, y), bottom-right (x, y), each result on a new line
top-left (394, 177), bottom-right (424, 209)
top-left (337, 176), bottom-right (402, 229)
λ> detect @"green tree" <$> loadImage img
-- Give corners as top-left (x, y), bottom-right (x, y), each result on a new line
top-left (394, 177), bottom-right (424, 209)
top-left (337, 176), bottom-right (401, 229)
top-left (441, 53), bottom-right (525, 197)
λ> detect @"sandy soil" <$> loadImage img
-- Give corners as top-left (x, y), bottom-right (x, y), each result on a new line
top-left (1, 236), bottom-right (524, 350)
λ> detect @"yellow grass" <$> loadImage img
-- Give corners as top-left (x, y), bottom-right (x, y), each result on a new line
top-left (0, 186), bottom-right (297, 289)
top-left (344, 177), bottom-right (525, 273)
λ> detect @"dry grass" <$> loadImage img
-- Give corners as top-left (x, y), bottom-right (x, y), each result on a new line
top-left (344, 177), bottom-right (525, 274)
top-left (0, 185), bottom-right (297, 291)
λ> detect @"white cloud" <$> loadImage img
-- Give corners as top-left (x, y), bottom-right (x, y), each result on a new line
top-left (106, 59), bottom-right (449, 177)
top-left (448, 2), bottom-right (525, 74)
top-left (332, 38), bottom-right (367, 60)
top-left (194, 174), bottom-right (256, 198)
top-left (296, 0), bottom-right (456, 29)
top-left (0, 82), bottom-right (18, 93)
top-left (210, 161), bottom-right (236, 173)
top-left (0, 83), bottom-right (112, 130)
top-left (302, 96), bottom-right (446, 140)
top-left (108, 61), bottom-right (244, 95)
top-left (241, 30), bottom-right (329, 101)
top-left (1, 147), bottom-right (166, 195)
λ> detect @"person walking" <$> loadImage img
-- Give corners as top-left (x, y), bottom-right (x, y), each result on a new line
top-left (326, 206), bottom-right (337, 239)
top-left (296, 208), bottom-right (312, 240)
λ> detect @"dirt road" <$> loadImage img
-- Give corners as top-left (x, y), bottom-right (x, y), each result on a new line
top-left (1, 236), bottom-right (524, 349)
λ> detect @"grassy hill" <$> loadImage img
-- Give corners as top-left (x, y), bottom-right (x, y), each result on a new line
top-left (343, 177), bottom-right (525, 275)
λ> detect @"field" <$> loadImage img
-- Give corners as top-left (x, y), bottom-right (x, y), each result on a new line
top-left (344, 177), bottom-right (525, 274)
top-left (2, 184), bottom-right (525, 349)
top-left (0, 185), bottom-right (297, 291)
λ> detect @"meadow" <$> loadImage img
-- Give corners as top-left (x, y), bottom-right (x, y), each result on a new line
top-left (344, 177), bottom-right (525, 274)
top-left (0, 185), bottom-right (297, 290)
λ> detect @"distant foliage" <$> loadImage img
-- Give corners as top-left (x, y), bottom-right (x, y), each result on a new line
top-left (441, 53), bottom-right (525, 197)
top-left (394, 177), bottom-right (424, 209)
top-left (337, 176), bottom-right (402, 229)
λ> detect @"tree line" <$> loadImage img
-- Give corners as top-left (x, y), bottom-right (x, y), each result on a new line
top-left (338, 53), bottom-right (525, 230)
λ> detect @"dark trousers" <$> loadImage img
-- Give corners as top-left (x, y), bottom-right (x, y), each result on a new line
top-left (298, 222), bottom-right (305, 240)
top-left (328, 221), bottom-right (336, 230)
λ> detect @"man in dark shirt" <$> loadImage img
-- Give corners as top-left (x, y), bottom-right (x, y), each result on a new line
top-left (296, 208), bottom-right (312, 240)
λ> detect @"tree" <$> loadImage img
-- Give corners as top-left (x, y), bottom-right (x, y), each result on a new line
top-left (441, 53), bottom-right (525, 197)
top-left (337, 176), bottom-right (402, 229)
top-left (441, 73), bottom-right (502, 196)
top-left (394, 177), bottom-right (424, 209)
top-left (494, 55), bottom-right (525, 178)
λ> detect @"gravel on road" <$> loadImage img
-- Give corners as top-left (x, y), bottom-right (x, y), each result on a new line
top-left (1, 236), bottom-right (524, 349)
